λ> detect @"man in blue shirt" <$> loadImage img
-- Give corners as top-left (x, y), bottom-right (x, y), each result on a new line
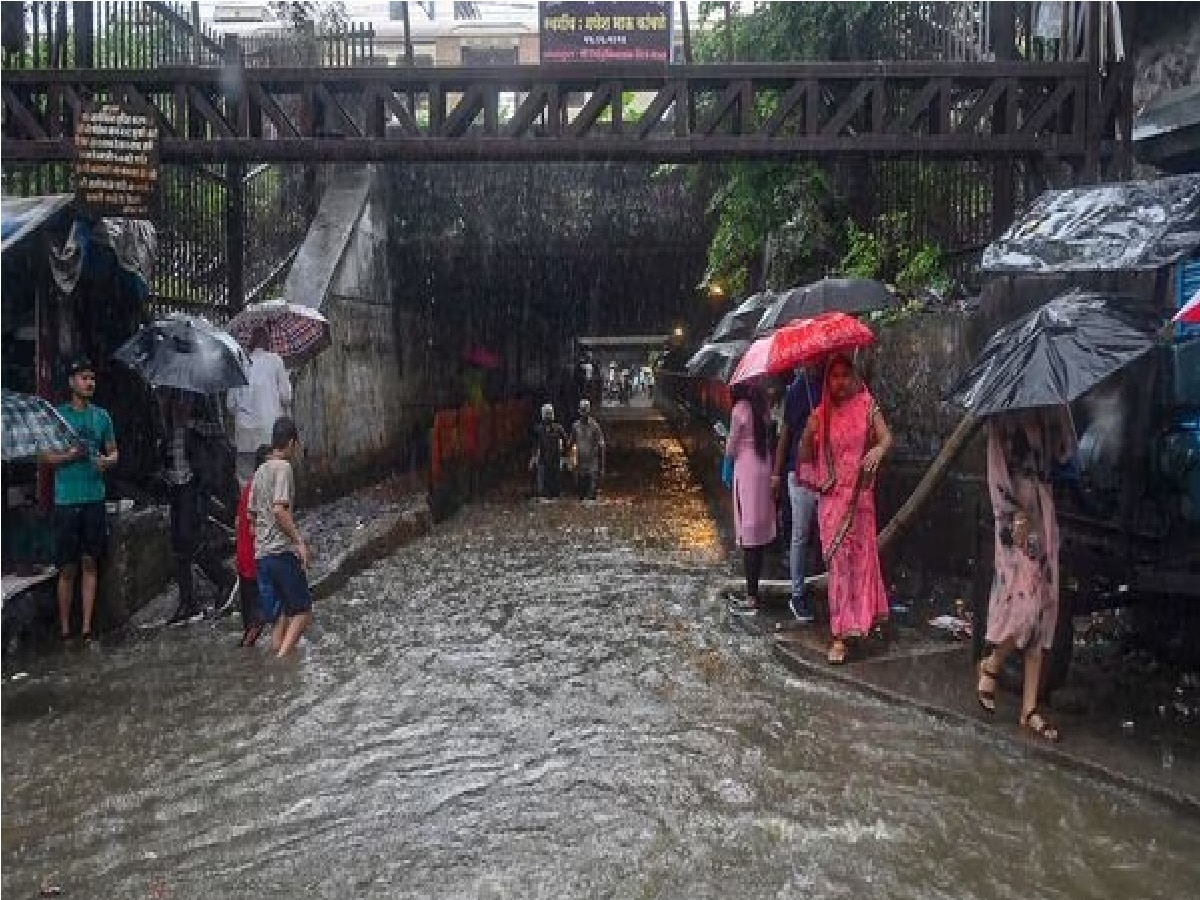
top-left (771, 365), bottom-right (822, 622)
top-left (40, 357), bottom-right (119, 643)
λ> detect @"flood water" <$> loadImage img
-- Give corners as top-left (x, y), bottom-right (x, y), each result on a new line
top-left (4, 416), bottom-right (1199, 899)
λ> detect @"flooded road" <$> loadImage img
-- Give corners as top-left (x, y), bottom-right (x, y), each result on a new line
top-left (4, 416), bottom-right (1200, 899)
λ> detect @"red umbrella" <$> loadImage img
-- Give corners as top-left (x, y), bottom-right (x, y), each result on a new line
top-left (729, 312), bottom-right (875, 385)
top-left (1175, 292), bottom-right (1200, 325)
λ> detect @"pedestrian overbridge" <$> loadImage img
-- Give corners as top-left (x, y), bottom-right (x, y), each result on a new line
top-left (3, 60), bottom-right (1127, 170)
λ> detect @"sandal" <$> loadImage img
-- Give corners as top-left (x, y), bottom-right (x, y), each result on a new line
top-left (827, 640), bottom-right (847, 665)
top-left (976, 659), bottom-right (1000, 713)
top-left (1020, 708), bottom-right (1061, 743)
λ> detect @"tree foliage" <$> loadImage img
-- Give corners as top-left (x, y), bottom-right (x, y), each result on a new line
top-left (692, 3), bottom-right (951, 302)
top-left (267, 2), bottom-right (349, 33)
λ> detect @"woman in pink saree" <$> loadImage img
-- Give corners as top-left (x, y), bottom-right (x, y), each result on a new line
top-left (975, 407), bottom-right (1075, 742)
top-left (798, 355), bottom-right (893, 664)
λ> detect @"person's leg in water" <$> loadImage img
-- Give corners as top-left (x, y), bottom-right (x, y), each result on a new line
top-left (256, 554), bottom-right (284, 650)
top-left (238, 578), bottom-right (262, 646)
top-left (545, 455), bottom-right (561, 499)
top-left (167, 483), bottom-right (204, 623)
top-left (743, 545), bottom-right (765, 606)
top-left (271, 552), bottom-right (313, 657)
top-left (787, 474), bottom-right (817, 622)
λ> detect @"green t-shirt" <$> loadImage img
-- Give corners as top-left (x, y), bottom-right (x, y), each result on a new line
top-left (54, 403), bottom-right (115, 507)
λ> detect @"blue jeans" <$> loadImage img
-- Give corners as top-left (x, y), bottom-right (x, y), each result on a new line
top-left (787, 473), bottom-right (818, 603)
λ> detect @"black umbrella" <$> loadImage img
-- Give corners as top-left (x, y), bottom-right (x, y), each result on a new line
top-left (755, 278), bottom-right (893, 335)
top-left (709, 292), bottom-right (777, 343)
top-left (113, 314), bottom-right (250, 395)
top-left (685, 340), bottom-right (750, 380)
top-left (947, 291), bottom-right (1157, 415)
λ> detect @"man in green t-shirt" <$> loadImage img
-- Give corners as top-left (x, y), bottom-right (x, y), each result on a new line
top-left (40, 357), bottom-right (119, 643)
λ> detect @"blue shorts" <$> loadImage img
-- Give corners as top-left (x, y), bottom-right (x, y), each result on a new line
top-left (255, 552), bottom-right (312, 621)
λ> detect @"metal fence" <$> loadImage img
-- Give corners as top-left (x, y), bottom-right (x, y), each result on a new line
top-left (1, 3), bottom-right (335, 321)
top-left (1, 1), bottom-right (225, 70)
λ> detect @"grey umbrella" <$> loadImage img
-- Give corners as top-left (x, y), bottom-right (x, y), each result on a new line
top-left (113, 314), bottom-right (250, 395)
top-left (685, 340), bottom-right (750, 381)
top-left (755, 278), bottom-right (893, 335)
top-left (947, 291), bottom-right (1158, 415)
top-left (709, 292), bottom-right (777, 343)
top-left (2, 390), bottom-right (84, 462)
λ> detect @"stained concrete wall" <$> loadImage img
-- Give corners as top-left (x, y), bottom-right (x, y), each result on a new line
top-left (283, 167), bottom-right (422, 503)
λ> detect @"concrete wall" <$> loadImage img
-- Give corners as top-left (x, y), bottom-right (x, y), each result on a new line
top-left (284, 167), bottom-right (422, 503)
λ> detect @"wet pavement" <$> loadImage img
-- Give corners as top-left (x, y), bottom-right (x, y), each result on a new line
top-left (4, 411), bottom-right (1200, 899)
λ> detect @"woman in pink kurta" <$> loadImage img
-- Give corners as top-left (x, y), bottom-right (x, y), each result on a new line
top-left (725, 382), bottom-right (776, 612)
top-left (798, 355), bottom-right (892, 663)
top-left (975, 407), bottom-right (1074, 742)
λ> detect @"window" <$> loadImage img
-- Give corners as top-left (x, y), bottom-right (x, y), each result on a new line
top-left (461, 45), bottom-right (517, 66)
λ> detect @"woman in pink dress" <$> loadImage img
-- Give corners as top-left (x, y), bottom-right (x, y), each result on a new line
top-left (725, 382), bottom-right (777, 613)
top-left (975, 407), bottom-right (1074, 742)
top-left (798, 355), bottom-right (892, 663)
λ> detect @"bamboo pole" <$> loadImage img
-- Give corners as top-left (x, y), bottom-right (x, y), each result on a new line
top-left (802, 411), bottom-right (982, 595)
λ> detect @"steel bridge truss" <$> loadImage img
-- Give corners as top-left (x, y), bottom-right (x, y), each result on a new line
top-left (2, 62), bottom-right (1129, 167)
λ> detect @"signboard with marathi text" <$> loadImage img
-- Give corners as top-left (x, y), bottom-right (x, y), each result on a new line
top-left (540, 2), bottom-right (672, 64)
top-left (73, 102), bottom-right (160, 219)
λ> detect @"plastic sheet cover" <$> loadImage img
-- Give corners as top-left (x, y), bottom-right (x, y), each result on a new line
top-left (981, 174), bottom-right (1200, 273)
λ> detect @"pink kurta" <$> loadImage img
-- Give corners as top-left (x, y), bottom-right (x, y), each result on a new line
top-left (726, 399), bottom-right (777, 549)
top-left (803, 389), bottom-right (889, 639)
top-left (984, 410), bottom-right (1070, 651)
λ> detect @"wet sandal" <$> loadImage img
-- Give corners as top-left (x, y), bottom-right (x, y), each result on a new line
top-left (827, 640), bottom-right (847, 665)
top-left (976, 660), bottom-right (1000, 713)
top-left (1020, 709), bottom-right (1061, 743)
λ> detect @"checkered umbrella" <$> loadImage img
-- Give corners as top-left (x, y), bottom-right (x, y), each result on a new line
top-left (2, 390), bottom-right (84, 462)
top-left (227, 302), bottom-right (332, 368)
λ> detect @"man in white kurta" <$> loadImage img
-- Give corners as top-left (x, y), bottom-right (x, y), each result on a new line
top-left (227, 328), bottom-right (292, 482)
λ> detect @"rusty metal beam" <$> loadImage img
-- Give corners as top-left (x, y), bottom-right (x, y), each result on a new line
top-left (1, 62), bottom-right (1122, 164)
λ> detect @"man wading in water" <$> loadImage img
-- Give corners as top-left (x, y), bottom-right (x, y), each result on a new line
top-left (569, 399), bottom-right (606, 503)
top-left (249, 417), bottom-right (312, 657)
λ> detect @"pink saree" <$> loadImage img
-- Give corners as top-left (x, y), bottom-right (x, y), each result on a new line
top-left (802, 387), bottom-right (889, 639)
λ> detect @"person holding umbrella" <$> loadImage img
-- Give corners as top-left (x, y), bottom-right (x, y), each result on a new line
top-left (39, 357), bottom-right (119, 644)
top-left (797, 354), bottom-right (893, 664)
top-left (158, 389), bottom-right (238, 625)
top-left (227, 327), bottom-right (292, 483)
top-left (725, 380), bottom-right (776, 615)
top-left (772, 363), bottom-right (823, 623)
top-left (949, 292), bottom-right (1157, 742)
top-left (974, 408), bottom-right (1075, 742)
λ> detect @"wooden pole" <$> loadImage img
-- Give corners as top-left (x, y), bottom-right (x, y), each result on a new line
top-left (803, 412), bottom-right (982, 594)
top-left (224, 34), bottom-right (246, 310)
top-left (722, 1), bottom-right (735, 62)
top-left (680, 2), bottom-right (694, 133)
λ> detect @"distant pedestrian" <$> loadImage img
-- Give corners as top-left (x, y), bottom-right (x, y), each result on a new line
top-left (235, 443), bottom-right (273, 647)
top-left (159, 390), bottom-right (238, 625)
top-left (725, 381), bottom-right (776, 615)
top-left (250, 417), bottom-right (312, 657)
top-left (227, 327), bottom-right (291, 483)
top-left (570, 399), bottom-right (606, 502)
top-left (40, 356), bottom-right (119, 643)
top-left (975, 408), bottom-right (1074, 742)
top-left (797, 355), bottom-right (892, 664)
top-left (772, 365), bottom-right (824, 623)
top-left (530, 403), bottom-right (567, 500)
